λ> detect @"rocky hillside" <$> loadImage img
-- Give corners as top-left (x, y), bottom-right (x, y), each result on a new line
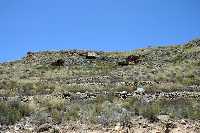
top-left (1, 39), bottom-right (200, 133)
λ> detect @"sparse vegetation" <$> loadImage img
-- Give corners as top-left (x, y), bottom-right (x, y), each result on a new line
top-left (1, 39), bottom-right (200, 132)
top-left (0, 99), bottom-right (33, 125)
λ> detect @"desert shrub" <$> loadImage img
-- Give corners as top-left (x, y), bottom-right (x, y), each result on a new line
top-left (0, 81), bottom-right (55, 96)
top-left (159, 98), bottom-right (200, 119)
top-left (0, 80), bottom-right (18, 96)
top-left (64, 103), bottom-right (80, 121)
top-left (133, 98), bottom-right (200, 120)
top-left (111, 97), bottom-right (200, 121)
top-left (140, 102), bottom-right (161, 121)
top-left (114, 85), bottom-right (132, 92)
top-left (95, 95), bottom-right (105, 104)
top-left (20, 82), bottom-right (37, 95)
top-left (121, 97), bottom-right (137, 110)
top-left (79, 103), bottom-right (101, 124)
top-left (182, 76), bottom-right (200, 86)
top-left (144, 82), bottom-right (183, 93)
top-left (47, 97), bottom-right (65, 111)
top-left (65, 62), bottom-right (116, 77)
top-left (97, 101), bottom-right (130, 126)
top-left (95, 61), bottom-right (116, 70)
top-left (51, 109), bottom-right (63, 124)
top-left (60, 99), bottom-right (132, 125)
top-left (0, 102), bottom-right (21, 125)
top-left (64, 85), bottom-right (90, 93)
top-left (104, 94), bottom-right (116, 102)
top-left (78, 98), bottom-right (113, 124)
top-left (19, 82), bottom-right (55, 96)
top-left (36, 64), bottom-right (51, 70)
top-left (33, 111), bottom-right (50, 125)
top-left (0, 80), bottom-right (17, 89)
top-left (172, 54), bottom-right (184, 63)
top-left (0, 100), bottom-right (33, 125)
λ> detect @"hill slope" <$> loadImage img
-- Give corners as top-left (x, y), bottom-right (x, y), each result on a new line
top-left (1, 39), bottom-right (200, 132)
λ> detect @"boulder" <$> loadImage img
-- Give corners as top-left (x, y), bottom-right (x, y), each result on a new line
top-left (38, 123), bottom-right (52, 132)
top-left (118, 60), bottom-right (129, 66)
top-left (180, 119), bottom-right (187, 125)
top-left (120, 91), bottom-right (128, 99)
top-left (157, 115), bottom-right (170, 122)
top-left (26, 51), bottom-right (35, 57)
top-left (135, 87), bottom-right (145, 94)
top-left (126, 55), bottom-right (141, 64)
top-left (114, 122), bottom-right (122, 131)
top-left (86, 52), bottom-right (97, 59)
top-left (166, 122), bottom-right (176, 129)
top-left (51, 59), bottom-right (65, 66)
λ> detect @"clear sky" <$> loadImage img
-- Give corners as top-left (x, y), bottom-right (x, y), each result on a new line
top-left (0, 0), bottom-right (200, 62)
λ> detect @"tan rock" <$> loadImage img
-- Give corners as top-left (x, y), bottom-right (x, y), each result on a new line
top-left (115, 122), bottom-right (123, 132)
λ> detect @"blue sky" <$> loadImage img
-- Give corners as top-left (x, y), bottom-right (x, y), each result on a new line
top-left (0, 0), bottom-right (200, 62)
